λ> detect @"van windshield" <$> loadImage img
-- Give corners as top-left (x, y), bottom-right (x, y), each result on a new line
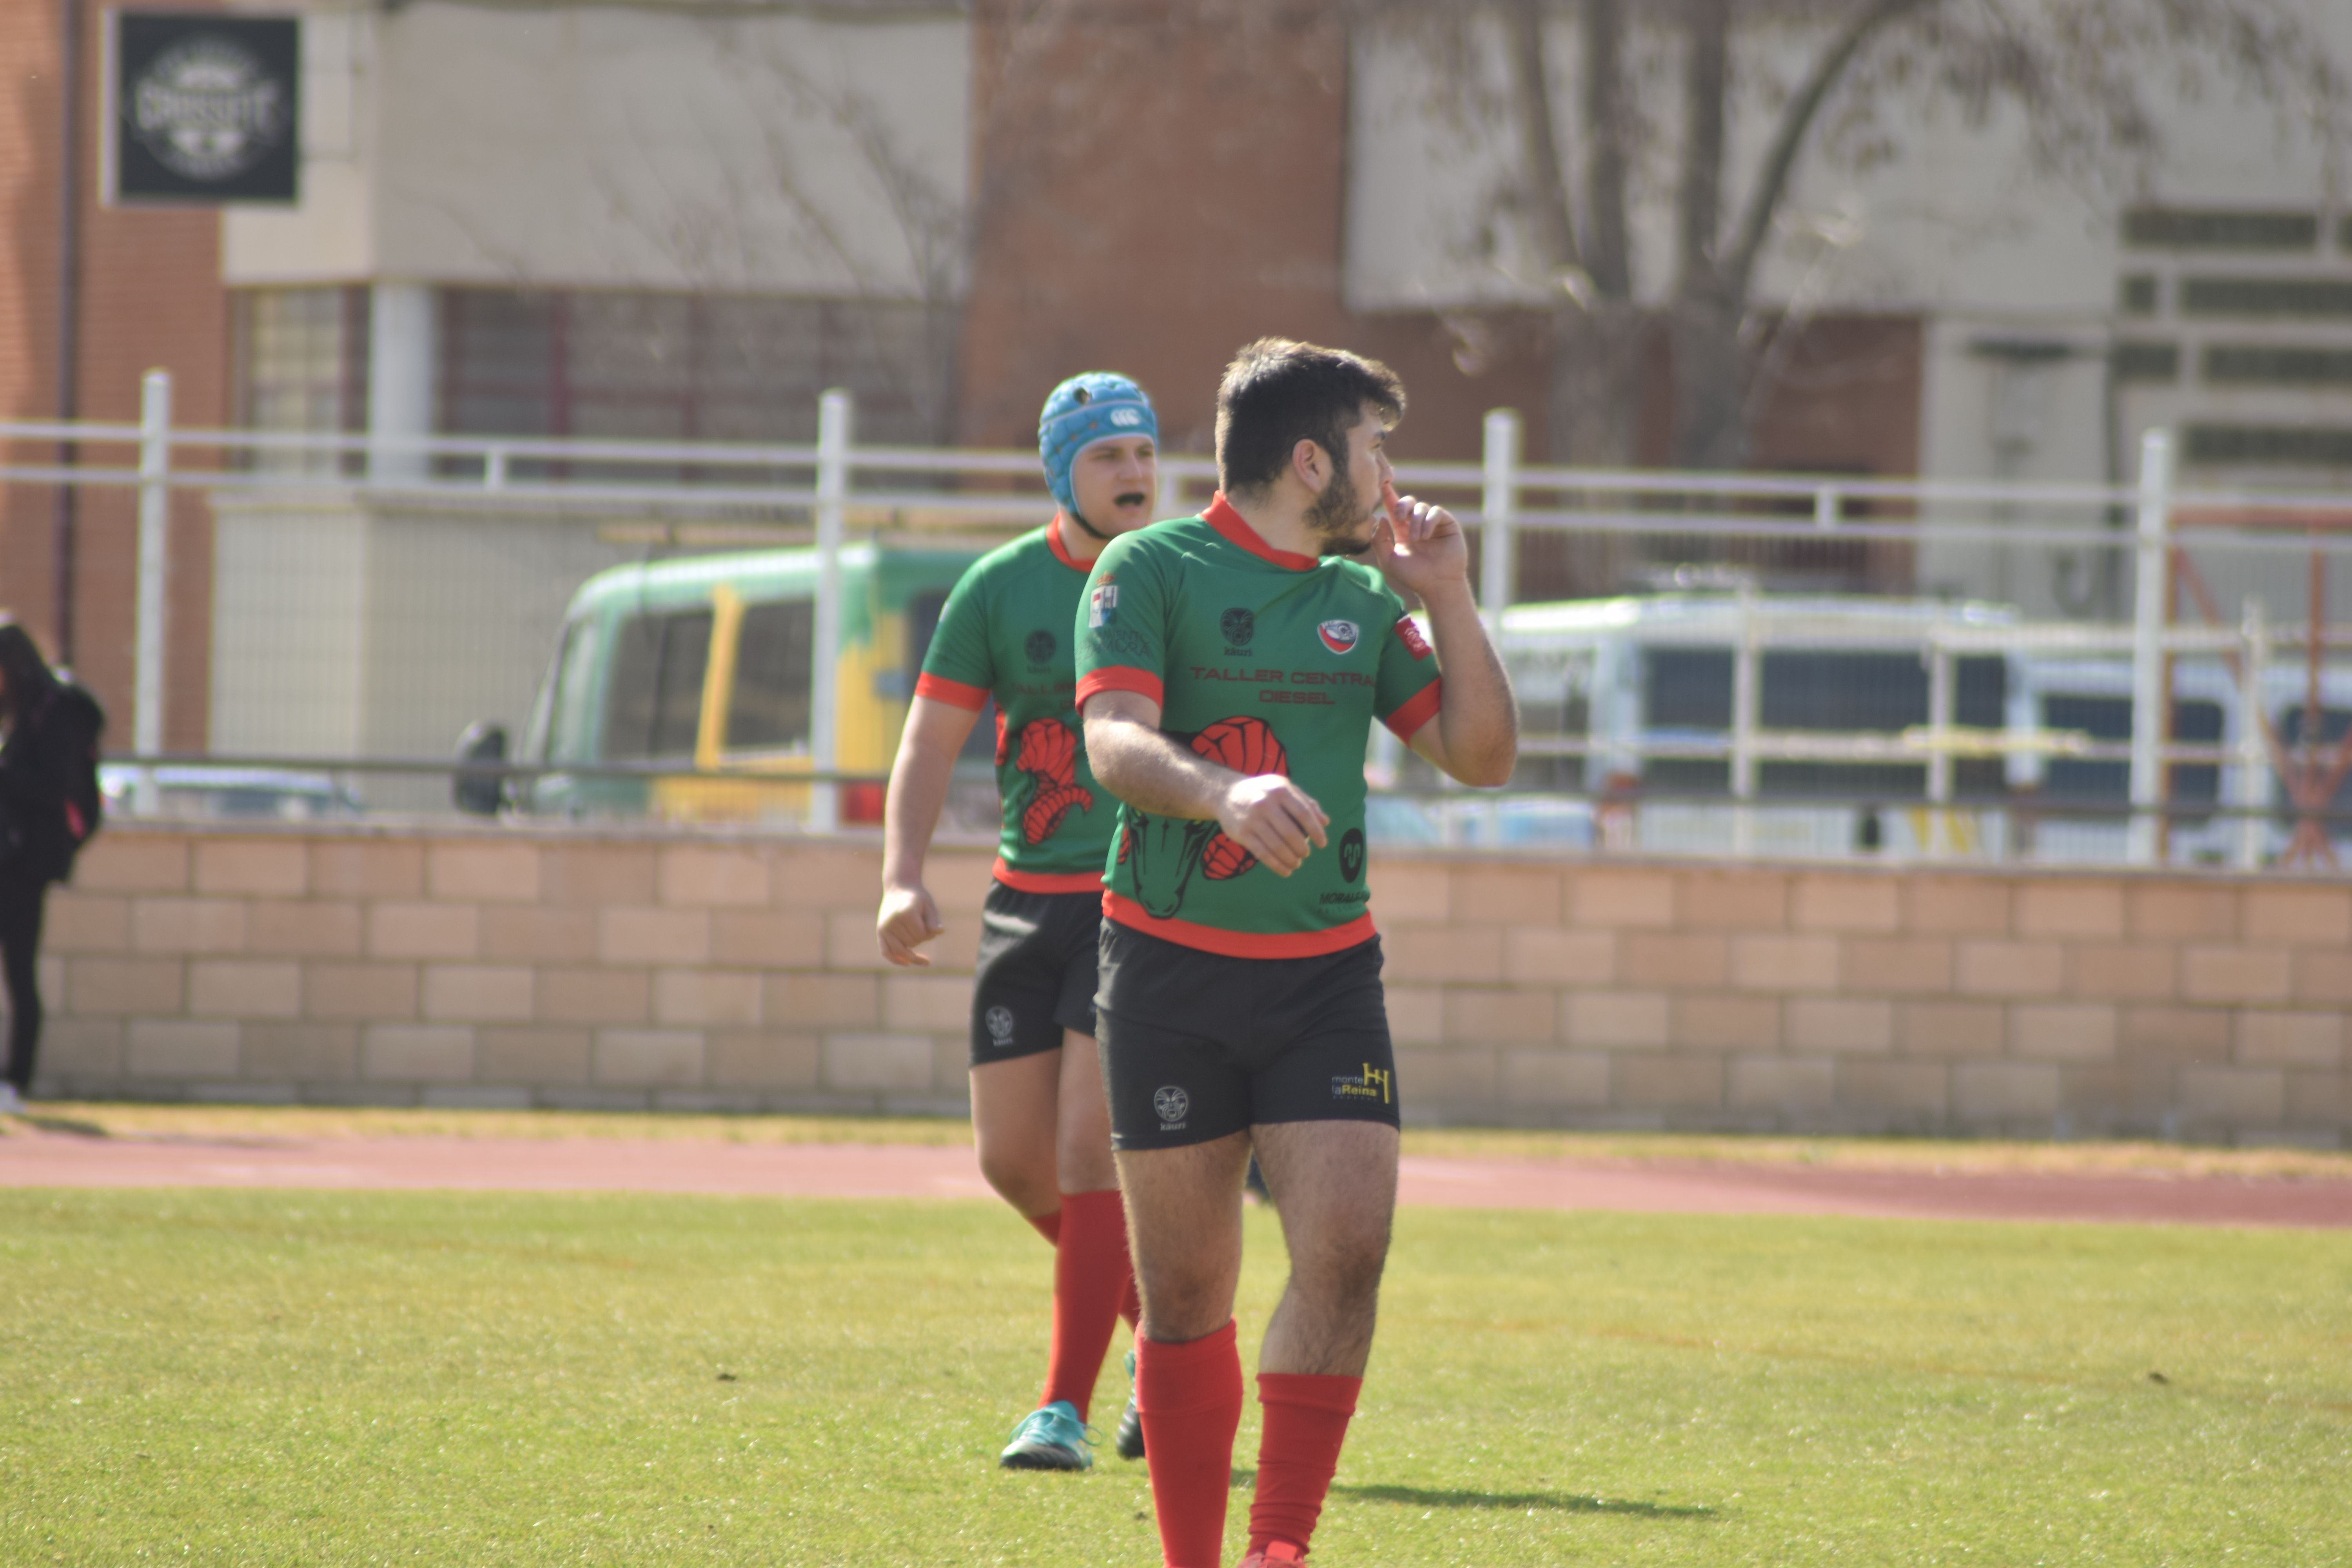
top-left (604, 609), bottom-right (713, 760)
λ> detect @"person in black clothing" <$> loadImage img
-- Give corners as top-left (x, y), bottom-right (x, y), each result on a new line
top-left (0, 620), bottom-right (104, 1112)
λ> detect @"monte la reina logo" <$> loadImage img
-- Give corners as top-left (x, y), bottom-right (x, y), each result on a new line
top-left (132, 35), bottom-right (289, 181)
top-left (1316, 619), bottom-right (1360, 655)
top-left (111, 13), bottom-right (301, 205)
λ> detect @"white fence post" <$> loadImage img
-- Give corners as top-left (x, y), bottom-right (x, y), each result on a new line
top-left (1731, 585), bottom-right (1760, 858)
top-left (1925, 641), bottom-right (1956, 858)
top-left (2127, 428), bottom-right (2174, 867)
top-left (133, 369), bottom-right (172, 809)
top-left (809, 388), bottom-right (851, 834)
top-left (2236, 597), bottom-right (2270, 871)
top-left (1479, 408), bottom-right (1521, 620)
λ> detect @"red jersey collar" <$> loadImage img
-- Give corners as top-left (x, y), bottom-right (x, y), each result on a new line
top-left (1046, 514), bottom-right (1092, 571)
top-left (1204, 493), bottom-right (1319, 573)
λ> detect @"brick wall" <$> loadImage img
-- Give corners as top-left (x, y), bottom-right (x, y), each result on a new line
top-left (0, 0), bottom-right (225, 742)
top-left (33, 824), bottom-right (2352, 1145)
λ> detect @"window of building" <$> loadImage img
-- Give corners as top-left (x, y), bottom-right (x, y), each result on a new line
top-left (2184, 425), bottom-right (2352, 467)
top-left (232, 286), bottom-right (370, 473)
top-left (2201, 346), bottom-right (2352, 385)
top-left (2122, 208), bottom-right (2318, 250)
top-left (437, 288), bottom-right (955, 476)
top-left (2179, 277), bottom-right (2352, 318)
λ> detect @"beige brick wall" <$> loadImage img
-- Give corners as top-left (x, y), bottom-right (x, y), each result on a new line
top-left (34, 825), bottom-right (2351, 1145)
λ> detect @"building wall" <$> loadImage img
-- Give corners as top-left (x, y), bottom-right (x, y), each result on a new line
top-left (36, 823), bottom-right (2351, 1145)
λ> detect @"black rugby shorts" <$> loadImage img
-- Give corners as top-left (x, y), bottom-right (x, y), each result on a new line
top-left (1094, 920), bottom-right (1399, 1151)
top-left (967, 882), bottom-right (1103, 1067)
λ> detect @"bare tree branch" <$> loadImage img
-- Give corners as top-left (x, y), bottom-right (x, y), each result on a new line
top-left (1506, 0), bottom-right (1582, 275)
top-left (1580, 0), bottom-right (1632, 297)
top-left (1721, 0), bottom-right (1935, 305)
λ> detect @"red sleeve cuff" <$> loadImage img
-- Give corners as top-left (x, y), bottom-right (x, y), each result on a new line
top-left (913, 671), bottom-right (989, 710)
top-left (1076, 668), bottom-right (1165, 709)
top-left (1381, 678), bottom-right (1444, 741)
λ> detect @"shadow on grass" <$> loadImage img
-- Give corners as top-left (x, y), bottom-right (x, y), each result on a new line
top-left (1335, 1482), bottom-right (1715, 1519)
top-left (20, 1113), bottom-right (109, 1138)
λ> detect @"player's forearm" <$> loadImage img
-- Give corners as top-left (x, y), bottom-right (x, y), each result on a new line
top-left (881, 705), bottom-right (971, 888)
top-left (1422, 580), bottom-right (1518, 786)
top-left (1085, 711), bottom-right (1233, 821)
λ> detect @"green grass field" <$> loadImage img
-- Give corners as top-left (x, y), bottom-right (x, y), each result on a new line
top-left (2, 1188), bottom-right (2345, 1566)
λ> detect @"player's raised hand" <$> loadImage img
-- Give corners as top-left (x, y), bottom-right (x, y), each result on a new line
top-left (1215, 774), bottom-right (1330, 877)
top-left (1370, 478), bottom-right (1469, 598)
top-left (877, 883), bottom-right (945, 966)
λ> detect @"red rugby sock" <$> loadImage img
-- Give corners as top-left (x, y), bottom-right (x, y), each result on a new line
top-left (1025, 1209), bottom-right (1062, 1246)
top-left (1041, 1189), bottom-right (1131, 1420)
top-left (1137, 1321), bottom-right (1244, 1568)
top-left (1247, 1372), bottom-right (1361, 1559)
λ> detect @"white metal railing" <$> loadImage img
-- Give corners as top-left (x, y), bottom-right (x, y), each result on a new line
top-left (8, 375), bottom-right (2352, 867)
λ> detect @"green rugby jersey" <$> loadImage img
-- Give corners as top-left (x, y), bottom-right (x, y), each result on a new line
top-left (916, 517), bottom-right (1116, 892)
top-left (1073, 495), bottom-right (1444, 957)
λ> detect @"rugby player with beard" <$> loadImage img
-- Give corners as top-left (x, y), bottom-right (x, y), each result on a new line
top-left (879, 373), bottom-right (1161, 1471)
top-left (1075, 340), bottom-right (1517, 1565)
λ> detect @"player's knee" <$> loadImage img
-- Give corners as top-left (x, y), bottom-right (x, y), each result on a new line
top-left (977, 1143), bottom-right (1057, 1212)
top-left (1302, 1221), bottom-right (1391, 1305)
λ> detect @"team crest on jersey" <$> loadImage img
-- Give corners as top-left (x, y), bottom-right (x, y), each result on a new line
top-left (1089, 583), bottom-right (1119, 628)
top-left (1394, 614), bottom-right (1433, 660)
top-left (1221, 607), bottom-right (1255, 648)
top-left (1025, 630), bottom-right (1056, 664)
top-left (1316, 619), bottom-right (1360, 655)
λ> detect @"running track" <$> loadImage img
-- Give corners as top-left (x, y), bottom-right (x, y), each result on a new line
top-left (2, 1125), bottom-right (2347, 1228)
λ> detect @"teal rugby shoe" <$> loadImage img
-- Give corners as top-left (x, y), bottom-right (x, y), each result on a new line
top-left (999, 1399), bottom-right (1093, 1471)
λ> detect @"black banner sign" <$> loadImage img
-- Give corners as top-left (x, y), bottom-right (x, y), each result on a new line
top-left (112, 13), bottom-right (300, 205)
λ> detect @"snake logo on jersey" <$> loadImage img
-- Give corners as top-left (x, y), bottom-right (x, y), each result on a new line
top-left (1000, 717), bottom-right (1096, 847)
top-left (1116, 716), bottom-right (1285, 917)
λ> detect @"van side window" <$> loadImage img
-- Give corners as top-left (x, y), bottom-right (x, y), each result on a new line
top-left (605, 610), bottom-right (713, 760)
top-left (727, 600), bottom-right (816, 750)
top-left (543, 617), bottom-right (603, 764)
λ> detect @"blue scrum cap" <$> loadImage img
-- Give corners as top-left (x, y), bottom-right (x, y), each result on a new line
top-left (1038, 372), bottom-right (1157, 515)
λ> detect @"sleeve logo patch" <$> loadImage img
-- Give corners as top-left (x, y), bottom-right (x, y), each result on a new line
top-left (1316, 619), bottom-right (1361, 655)
top-left (1395, 614), bottom-right (1433, 660)
top-left (1088, 583), bottom-right (1119, 628)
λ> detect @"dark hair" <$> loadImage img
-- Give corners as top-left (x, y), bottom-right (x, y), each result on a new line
top-left (1214, 338), bottom-right (1406, 497)
top-left (0, 617), bottom-right (61, 722)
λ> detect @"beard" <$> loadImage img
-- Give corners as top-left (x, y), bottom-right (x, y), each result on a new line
top-left (1306, 466), bottom-right (1380, 557)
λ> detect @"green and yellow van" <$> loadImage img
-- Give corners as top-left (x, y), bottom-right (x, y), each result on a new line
top-left (510, 543), bottom-right (990, 822)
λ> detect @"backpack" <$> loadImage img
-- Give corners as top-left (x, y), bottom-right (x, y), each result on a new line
top-left (53, 683), bottom-right (105, 863)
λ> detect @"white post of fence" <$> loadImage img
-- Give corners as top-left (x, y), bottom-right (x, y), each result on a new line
top-left (1926, 641), bottom-right (1956, 858)
top-left (132, 369), bottom-right (172, 812)
top-left (1731, 586), bottom-right (1759, 858)
top-left (2127, 428), bottom-right (2174, 867)
top-left (809, 388), bottom-right (851, 834)
top-left (2236, 597), bottom-right (2270, 871)
top-left (1479, 408), bottom-right (1521, 621)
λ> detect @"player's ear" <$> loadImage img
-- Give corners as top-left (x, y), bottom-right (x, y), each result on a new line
top-left (1291, 437), bottom-right (1328, 493)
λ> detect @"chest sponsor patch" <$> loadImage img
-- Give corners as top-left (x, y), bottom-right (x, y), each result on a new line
top-left (1088, 583), bottom-right (1119, 628)
top-left (1395, 614), bottom-right (1433, 660)
top-left (1316, 619), bottom-right (1360, 655)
